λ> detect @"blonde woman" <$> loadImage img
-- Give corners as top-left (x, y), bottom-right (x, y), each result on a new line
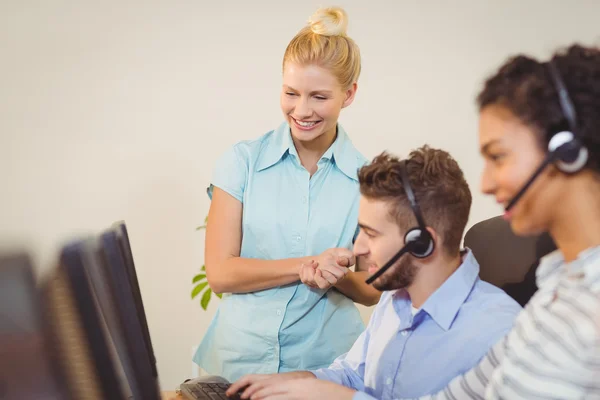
top-left (193, 6), bottom-right (381, 382)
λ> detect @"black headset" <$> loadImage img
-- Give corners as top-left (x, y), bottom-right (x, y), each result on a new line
top-left (365, 160), bottom-right (435, 284)
top-left (504, 60), bottom-right (589, 212)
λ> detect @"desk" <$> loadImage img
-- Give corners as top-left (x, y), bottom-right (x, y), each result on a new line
top-left (161, 391), bottom-right (182, 399)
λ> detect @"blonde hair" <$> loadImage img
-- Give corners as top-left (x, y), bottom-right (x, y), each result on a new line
top-left (283, 6), bottom-right (361, 89)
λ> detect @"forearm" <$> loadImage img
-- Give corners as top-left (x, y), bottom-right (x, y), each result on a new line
top-left (335, 271), bottom-right (381, 306)
top-left (206, 256), bottom-right (312, 294)
top-left (312, 365), bottom-right (365, 392)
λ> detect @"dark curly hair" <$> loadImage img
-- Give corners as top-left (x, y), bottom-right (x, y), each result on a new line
top-left (477, 44), bottom-right (600, 172)
top-left (358, 146), bottom-right (472, 256)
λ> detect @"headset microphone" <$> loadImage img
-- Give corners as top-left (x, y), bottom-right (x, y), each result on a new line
top-left (504, 154), bottom-right (554, 212)
top-left (365, 244), bottom-right (413, 284)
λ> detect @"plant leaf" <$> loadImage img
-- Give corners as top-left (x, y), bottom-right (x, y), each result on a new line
top-left (196, 225), bottom-right (207, 231)
top-left (201, 288), bottom-right (212, 310)
top-left (201, 265), bottom-right (205, 272)
top-left (192, 274), bottom-right (206, 284)
top-left (191, 282), bottom-right (208, 299)
top-left (215, 292), bottom-right (222, 299)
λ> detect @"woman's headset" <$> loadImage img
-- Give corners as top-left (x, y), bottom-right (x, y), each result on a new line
top-left (504, 60), bottom-right (588, 211)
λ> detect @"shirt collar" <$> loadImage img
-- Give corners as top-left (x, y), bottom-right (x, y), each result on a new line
top-left (319, 124), bottom-right (365, 181)
top-left (256, 121), bottom-right (292, 172)
top-left (416, 249), bottom-right (480, 331)
top-left (536, 245), bottom-right (600, 288)
top-left (535, 249), bottom-right (565, 289)
top-left (255, 122), bottom-right (365, 181)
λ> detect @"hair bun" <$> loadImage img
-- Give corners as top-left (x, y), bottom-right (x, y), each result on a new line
top-left (308, 7), bottom-right (348, 36)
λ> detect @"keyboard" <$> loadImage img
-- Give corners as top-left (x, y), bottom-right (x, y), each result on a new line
top-left (181, 381), bottom-right (243, 400)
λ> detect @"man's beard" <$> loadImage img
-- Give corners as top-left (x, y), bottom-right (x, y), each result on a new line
top-left (372, 255), bottom-right (418, 291)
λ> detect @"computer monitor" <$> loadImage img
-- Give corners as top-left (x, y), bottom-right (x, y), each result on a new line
top-left (0, 252), bottom-right (69, 400)
top-left (41, 241), bottom-right (126, 400)
top-left (78, 236), bottom-right (142, 399)
top-left (37, 231), bottom-right (164, 400)
top-left (111, 221), bottom-right (158, 379)
top-left (96, 228), bottom-right (162, 400)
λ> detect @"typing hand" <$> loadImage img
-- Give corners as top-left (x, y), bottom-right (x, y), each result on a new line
top-left (226, 372), bottom-right (314, 399)
top-left (247, 378), bottom-right (356, 400)
top-left (300, 248), bottom-right (354, 289)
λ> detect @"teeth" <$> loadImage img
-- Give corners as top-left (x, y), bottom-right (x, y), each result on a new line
top-left (296, 120), bottom-right (318, 127)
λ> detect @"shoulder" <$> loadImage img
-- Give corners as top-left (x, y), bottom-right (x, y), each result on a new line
top-left (333, 125), bottom-right (369, 181)
top-left (465, 279), bottom-right (523, 317)
top-left (346, 140), bottom-right (368, 166)
top-left (456, 279), bottom-right (522, 341)
top-left (443, 283), bottom-right (520, 365)
top-left (354, 149), bottom-right (369, 166)
top-left (209, 129), bottom-right (280, 201)
top-left (353, 151), bottom-right (369, 174)
top-left (217, 130), bottom-right (276, 164)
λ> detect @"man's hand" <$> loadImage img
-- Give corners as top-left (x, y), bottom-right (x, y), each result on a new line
top-left (247, 378), bottom-right (356, 400)
top-left (226, 371), bottom-right (315, 399)
top-left (299, 261), bottom-right (328, 289)
top-left (300, 248), bottom-right (355, 289)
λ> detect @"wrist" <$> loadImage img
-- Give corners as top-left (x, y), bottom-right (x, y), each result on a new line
top-left (282, 371), bottom-right (316, 380)
top-left (294, 371), bottom-right (316, 379)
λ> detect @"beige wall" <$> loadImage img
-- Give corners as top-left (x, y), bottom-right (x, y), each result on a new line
top-left (1, 0), bottom-right (599, 391)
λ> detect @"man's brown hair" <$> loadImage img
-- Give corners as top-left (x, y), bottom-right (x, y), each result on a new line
top-left (358, 145), bottom-right (472, 255)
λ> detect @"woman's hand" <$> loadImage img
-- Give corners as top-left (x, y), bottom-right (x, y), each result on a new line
top-left (299, 248), bottom-right (354, 289)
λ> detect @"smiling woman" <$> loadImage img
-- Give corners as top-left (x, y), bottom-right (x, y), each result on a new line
top-left (279, 7), bottom-right (361, 166)
top-left (192, 6), bottom-right (381, 383)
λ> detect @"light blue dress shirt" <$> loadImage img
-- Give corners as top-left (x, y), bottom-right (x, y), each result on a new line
top-left (312, 250), bottom-right (522, 399)
top-left (193, 121), bottom-right (368, 382)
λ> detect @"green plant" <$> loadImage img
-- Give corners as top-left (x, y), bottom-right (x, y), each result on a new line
top-left (191, 216), bottom-right (222, 310)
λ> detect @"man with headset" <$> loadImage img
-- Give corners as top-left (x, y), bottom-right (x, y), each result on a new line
top-left (226, 146), bottom-right (522, 400)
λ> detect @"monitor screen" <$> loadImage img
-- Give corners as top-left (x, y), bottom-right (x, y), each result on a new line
top-left (79, 238), bottom-right (139, 399)
top-left (112, 222), bottom-right (158, 378)
top-left (97, 229), bottom-right (161, 400)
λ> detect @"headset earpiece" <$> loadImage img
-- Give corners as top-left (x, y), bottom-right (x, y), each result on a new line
top-left (404, 228), bottom-right (435, 258)
top-left (548, 131), bottom-right (588, 173)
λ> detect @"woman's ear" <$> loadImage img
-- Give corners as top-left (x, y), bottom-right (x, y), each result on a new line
top-left (342, 82), bottom-right (358, 108)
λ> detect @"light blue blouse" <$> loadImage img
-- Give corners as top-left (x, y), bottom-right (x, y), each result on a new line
top-left (193, 121), bottom-right (368, 382)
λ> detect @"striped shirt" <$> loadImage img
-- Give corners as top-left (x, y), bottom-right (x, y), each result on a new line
top-left (398, 246), bottom-right (600, 400)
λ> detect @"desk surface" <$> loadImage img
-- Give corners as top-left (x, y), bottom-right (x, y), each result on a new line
top-left (161, 391), bottom-right (181, 400)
